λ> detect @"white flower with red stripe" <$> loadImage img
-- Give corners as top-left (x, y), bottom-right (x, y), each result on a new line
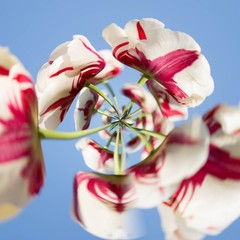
top-left (89, 49), bottom-right (123, 85)
top-left (122, 83), bottom-right (157, 113)
top-left (162, 104), bottom-right (240, 236)
top-left (147, 79), bottom-right (188, 121)
top-left (74, 87), bottom-right (99, 131)
top-left (72, 171), bottom-right (143, 239)
top-left (103, 18), bottom-right (214, 107)
top-left (127, 118), bottom-right (210, 208)
top-left (0, 48), bottom-right (44, 222)
top-left (75, 138), bottom-right (115, 173)
top-left (36, 35), bottom-right (106, 130)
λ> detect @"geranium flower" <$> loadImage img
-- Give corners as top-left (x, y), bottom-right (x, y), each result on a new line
top-left (0, 48), bottom-right (44, 222)
top-left (103, 18), bottom-right (214, 107)
top-left (162, 104), bottom-right (240, 237)
top-left (72, 171), bottom-right (143, 239)
top-left (36, 35), bottom-right (106, 130)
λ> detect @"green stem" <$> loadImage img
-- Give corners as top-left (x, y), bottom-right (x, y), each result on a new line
top-left (125, 123), bottom-right (153, 153)
top-left (113, 127), bottom-right (121, 175)
top-left (96, 109), bottom-right (113, 118)
top-left (131, 127), bottom-right (166, 139)
top-left (86, 83), bottom-right (119, 116)
top-left (104, 81), bottom-right (119, 112)
top-left (119, 128), bottom-right (126, 174)
top-left (138, 74), bottom-right (149, 86)
top-left (38, 124), bottom-right (111, 140)
top-left (123, 75), bottom-right (149, 114)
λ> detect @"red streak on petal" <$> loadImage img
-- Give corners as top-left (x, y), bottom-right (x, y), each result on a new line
top-left (0, 65), bottom-right (9, 76)
top-left (205, 144), bottom-right (240, 180)
top-left (88, 141), bottom-right (113, 167)
top-left (136, 21), bottom-right (147, 40)
top-left (142, 49), bottom-right (199, 99)
top-left (50, 66), bottom-right (74, 78)
top-left (21, 158), bottom-right (44, 195)
top-left (122, 88), bottom-right (144, 107)
top-left (203, 105), bottom-right (222, 135)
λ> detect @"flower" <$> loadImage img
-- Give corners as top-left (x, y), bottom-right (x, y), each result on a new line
top-left (0, 48), bottom-right (44, 222)
top-left (103, 18), bottom-right (214, 107)
top-left (75, 138), bottom-right (115, 173)
top-left (127, 117), bottom-right (210, 208)
top-left (162, 104), bottom-right (240, 237)
top-left (72, 171), bottom-right (143, 239)
top-left (89, 49), bottom-right (123, 85)
top-left (74, 87), bottom-right (99, 131)
top-left (36, 35), bottom-right (106, 130)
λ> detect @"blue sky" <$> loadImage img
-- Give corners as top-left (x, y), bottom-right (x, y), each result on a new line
top-left (0, 0), bottom-right (240, 239)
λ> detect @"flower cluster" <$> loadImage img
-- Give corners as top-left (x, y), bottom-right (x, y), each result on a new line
top-left (0, 18), bottom-right (240, 240)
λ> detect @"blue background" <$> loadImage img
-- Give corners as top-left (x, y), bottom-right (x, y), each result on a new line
top-left (0, 0), bottom-right (240, 239)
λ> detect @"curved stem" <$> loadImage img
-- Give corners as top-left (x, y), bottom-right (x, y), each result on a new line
top-left (38, 124), bottom-right (111, 140)
top-left (104, 81), bottom-right (119, 112)
top-left (86, 83), bottom-right (119, 116)
top-left (123, 75), bottom-right (149, 113)
top-left (131, 127), bottom-right (166, 139)
top-left (125, 123), bottom-right (153, 153)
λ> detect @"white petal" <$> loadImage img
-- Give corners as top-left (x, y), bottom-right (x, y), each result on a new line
top-left (75, 138), bottom-right (114, 173)
top-left (159, 203), bottom-right (205, 240)
top-left (72, 172), bottom-right (143, 239)
top-left (74, 87), bottom-right (98, 131)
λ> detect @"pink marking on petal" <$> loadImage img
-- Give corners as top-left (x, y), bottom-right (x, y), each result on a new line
top-left (122, 88), bottom-right (144, 107)
top-left (0, 65), bottom-right (9, 76)
top-left (165, 144), bottom-right (240, 212)
top-left (88, 141), bottom-right (113, 167)
top-left (41, 79), bottom-right (84, 123)
top-left (203, 105), bottom-right (222, 135)
top-left (50, 66), bottom-right (74, 78)
top-left (21, 158), bottom-right (44, 195)
top-left (205, 144), bottom-right (240, 180)
top-left (14, 74), bottom-right (32, 84)
top-left (139, 49), bottom-right (199, 100)
top-left (136, 21), bottom-right (147, 40)
top-left (128, 151), bottom-right (166, 185)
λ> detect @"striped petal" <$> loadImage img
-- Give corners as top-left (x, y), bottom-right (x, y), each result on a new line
top-left (75, 138), bottom-right (114, 173)
top-left (36, 35), bottom-right (105, 130)
top-left (103, 18), bottom-right (214, 107)
top-left (122, 83), bottom-right (157, 113)
top-left (0, 48), bottom-right (44, 221)
top-left (158, 203), bottom-right (204, 240)
top-left (74, 87), bottom-right (99, 131)
top-left (163, 104), bottom-right (240, 236)
top-left (127, 118), bottom-right (209, 208)
top-left (147, 79), bottom-right (188, 121)
top-left (89, 49), bottom-right (123, 85)
top-left (72, 172), bottom-right (143, 239)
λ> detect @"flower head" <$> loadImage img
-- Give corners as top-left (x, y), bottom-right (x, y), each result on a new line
top-left (0, 48), bottom-right (44, 221)
top-left (103, 18), bottom-right (214, 107)
top-left (36, 35), bottom-right (106, 130)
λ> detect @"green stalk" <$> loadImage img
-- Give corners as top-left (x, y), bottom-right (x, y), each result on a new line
top-left (104, 81), bottom-right (119, 112)
top-left (131, 127), bottom-right (166, 139)
top-left (113, 127), bottom-right (121, 175)
top-left (119, 128), bottom-right (126, 174)
top-left (86, 83), bottom-right (119, 116)
top-left (38, 124), bottom-right (111, 140)
top-left (125, 123), bottom-right (153, 153)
